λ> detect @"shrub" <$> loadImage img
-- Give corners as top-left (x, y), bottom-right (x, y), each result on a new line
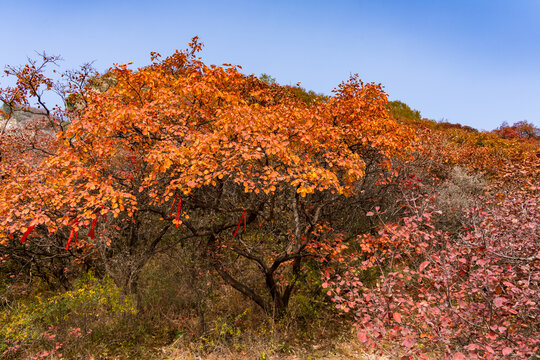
top-left (0, 273), bottom-right (135, 359)
top-left (324, 189), bottom-right (539, 359)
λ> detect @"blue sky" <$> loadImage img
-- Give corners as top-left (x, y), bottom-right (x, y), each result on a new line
top-left (1, 0), bottom-right (539, 130)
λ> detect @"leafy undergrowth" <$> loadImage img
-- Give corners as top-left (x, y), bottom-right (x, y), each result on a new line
top-left (0, 285), bottom-right (384, 360)
top-left (0, 274), bottom-right (161, 360)
top-left (0, 272), bottom-right (404, 360)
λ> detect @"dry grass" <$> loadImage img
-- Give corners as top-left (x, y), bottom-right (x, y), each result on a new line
top-left (160, 337), bottom-right (392, 360)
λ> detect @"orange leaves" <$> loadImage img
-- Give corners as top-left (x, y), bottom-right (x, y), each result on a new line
top-left (404, 115), bottom-right (539, 182)
top-left (0, 40), bottom-right (416, 251)
top-left (296, 187), bottom-right (311, 198)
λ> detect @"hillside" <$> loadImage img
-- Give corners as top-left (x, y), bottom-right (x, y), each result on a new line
top-left (0, 46), bottom-right (538, 360)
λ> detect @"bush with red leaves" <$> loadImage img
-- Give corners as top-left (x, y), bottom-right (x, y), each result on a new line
top-left (323, 186), bottom-right (539, 359)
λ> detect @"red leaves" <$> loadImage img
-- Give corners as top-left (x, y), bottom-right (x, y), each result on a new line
top-left (357, 329), bottom-right (369, 343)
top-left (493, 297), bottom-right (505, 308)
top-left (323, 190), bottom-right (540, 358)
top-left (475, 258), bottom-right (488, 266)
top-left (402, 337), bottom-right (415, 348)
top-left (502, 347), bottom-right (513, 356)
top-left (419, 260), bottom-right (430, 272)
top-left (452, 353), bottom-right (467, 360)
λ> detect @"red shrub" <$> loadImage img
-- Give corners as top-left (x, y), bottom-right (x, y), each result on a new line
top-left (324, 189), bottom-right (539, 359)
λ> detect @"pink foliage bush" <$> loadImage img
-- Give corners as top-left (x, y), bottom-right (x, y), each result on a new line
top-left (324, 184), bottom-right (539, 359)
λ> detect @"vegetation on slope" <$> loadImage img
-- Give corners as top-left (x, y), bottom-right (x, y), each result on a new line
top-left (0, 40), bottom-right (538, 359)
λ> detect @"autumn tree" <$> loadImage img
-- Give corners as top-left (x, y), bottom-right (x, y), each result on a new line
top-left (494, 120), bottom-right (540, 140)
top-left (0, 38), bottom-right (413, 314)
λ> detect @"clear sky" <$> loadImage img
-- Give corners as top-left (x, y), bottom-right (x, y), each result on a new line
top-left (1, 0), bottom-right (539, 130)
